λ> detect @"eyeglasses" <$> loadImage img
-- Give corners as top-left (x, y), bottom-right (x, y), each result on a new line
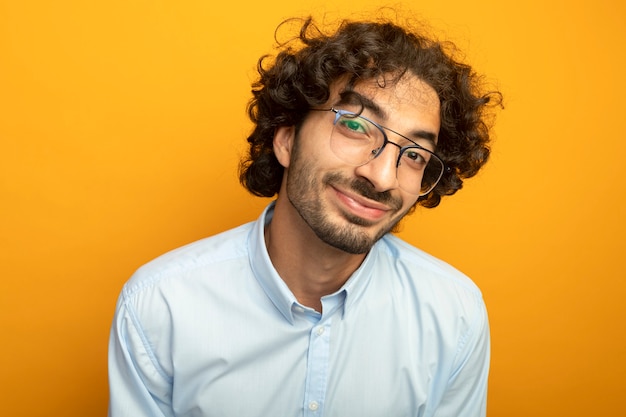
top-left (312, 108), bottom-right (447, 196)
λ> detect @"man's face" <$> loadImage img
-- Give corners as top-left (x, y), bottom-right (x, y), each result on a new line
top-left (279, 73), bottom-right (441, 254)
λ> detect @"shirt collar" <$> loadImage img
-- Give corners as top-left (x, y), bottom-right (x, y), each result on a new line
top-left (248, 201), bottom-right (378, 324)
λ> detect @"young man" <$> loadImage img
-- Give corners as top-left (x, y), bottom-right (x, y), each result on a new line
top-left (108, 16), bottom-right (501, 417)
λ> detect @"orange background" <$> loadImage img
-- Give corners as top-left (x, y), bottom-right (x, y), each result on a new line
top-left (1, 0), bottom-right (625, 415)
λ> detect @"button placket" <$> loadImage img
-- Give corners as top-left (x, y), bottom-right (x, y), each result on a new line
top-left (302, 320), bottom-right (331, 416)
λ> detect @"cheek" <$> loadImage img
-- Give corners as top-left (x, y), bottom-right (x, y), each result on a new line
top-left (291, 142), bottom-right (344, 176)
top-left (399, 193), bottom-right (419, 214)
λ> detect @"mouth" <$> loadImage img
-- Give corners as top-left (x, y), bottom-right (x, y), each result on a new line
top-left (331, 185), bottom-right (394, 223)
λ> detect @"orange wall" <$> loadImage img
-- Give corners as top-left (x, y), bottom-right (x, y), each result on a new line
top-left (1, 1), bottom-right (625, 415)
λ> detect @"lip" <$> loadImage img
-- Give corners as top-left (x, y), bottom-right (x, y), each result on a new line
top-left (331, 186), bottom-right (392, 222)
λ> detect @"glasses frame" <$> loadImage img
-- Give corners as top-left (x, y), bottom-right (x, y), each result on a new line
top-left (311, 107), bottom-right (448, 196)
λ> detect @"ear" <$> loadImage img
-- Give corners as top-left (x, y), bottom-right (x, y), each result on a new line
top-left (273, 126), bottom-right (295, 168)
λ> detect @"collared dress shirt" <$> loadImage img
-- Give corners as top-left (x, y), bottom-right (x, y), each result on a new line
top-left (108, 202), bottom-right (490, 417)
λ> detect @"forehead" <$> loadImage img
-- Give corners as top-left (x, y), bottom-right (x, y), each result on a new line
top-left (354, 75), bottom-right (439, 109)
top-left (329, 73), bottom-right (440, 118)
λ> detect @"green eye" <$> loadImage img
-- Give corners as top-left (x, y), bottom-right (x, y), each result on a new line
top-left (340, 118), bottom-right (367, 133)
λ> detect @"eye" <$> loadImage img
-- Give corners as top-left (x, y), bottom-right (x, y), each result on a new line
top-left (405, 150), bottom-right (423, 161)
top-left (338, 117), bottom-right (368, 135)
top-left (402, 148), bottom-right (429, 168)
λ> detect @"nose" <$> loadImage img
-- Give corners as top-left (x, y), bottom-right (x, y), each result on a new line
top-left (353, 143), bottom-right (400, 192)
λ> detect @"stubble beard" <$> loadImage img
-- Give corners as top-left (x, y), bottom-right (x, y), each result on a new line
top-left (286, 160), bottom-right (406, 255)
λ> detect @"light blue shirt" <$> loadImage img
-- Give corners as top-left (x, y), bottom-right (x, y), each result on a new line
top-left (108, 202), bottom-right (490, 417)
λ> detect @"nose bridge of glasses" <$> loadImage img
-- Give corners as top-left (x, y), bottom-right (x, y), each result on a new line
top-left (376, 124), bottom-right (423, 167)
top-left (371, 138), bottom-right (404, 168)
top-left (379, 123), bottom-right (419, 149)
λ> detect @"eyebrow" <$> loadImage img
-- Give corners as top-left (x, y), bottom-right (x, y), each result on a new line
top-left (336, 90), bottom-right (439, 148)
top-left (336, 91), bottom-right (387, 120)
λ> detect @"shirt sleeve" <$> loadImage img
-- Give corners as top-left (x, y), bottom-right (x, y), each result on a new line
top-left (107, 293), bottom-right (174, 417)
top-left (433, 295), bottom-right (491, 417)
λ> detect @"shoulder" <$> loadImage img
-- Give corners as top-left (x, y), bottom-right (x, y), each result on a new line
top-left (378, 234), bottom-right (482, 294)
top-left (372, 234), bottom-right (489, 355)
top-left (121, 221), bottom-right (254, 300)
top-left (372, 234), bottom-right (486, 324)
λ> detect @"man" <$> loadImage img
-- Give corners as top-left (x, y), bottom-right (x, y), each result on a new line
top-left (108, 16), bottom-right (501, 417)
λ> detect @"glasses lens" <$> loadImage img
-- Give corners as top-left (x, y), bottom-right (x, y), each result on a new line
top-left (397, 148), bottom-right (445, 195)
top-left (330, 112), bottom-right (384, 166)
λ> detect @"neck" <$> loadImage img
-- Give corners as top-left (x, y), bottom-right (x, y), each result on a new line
top-left (265, 199), bottom-right (366, 312)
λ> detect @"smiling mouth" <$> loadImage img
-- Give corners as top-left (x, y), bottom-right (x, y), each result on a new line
top-left (331, 186), bottom-right (393, 224)
top-left (322, 173), bottom-right (403, 222)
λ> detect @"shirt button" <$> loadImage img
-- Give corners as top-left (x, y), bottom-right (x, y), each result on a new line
top-left (308, 401), bottom-right (319, 411)
top-left (293, 306), bottom-right (305, 313)
top-left (316, 326), bottom-right (325, 336)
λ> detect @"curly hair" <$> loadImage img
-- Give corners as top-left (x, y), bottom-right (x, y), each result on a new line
top-left (239, 16), bottom-right (502, 208)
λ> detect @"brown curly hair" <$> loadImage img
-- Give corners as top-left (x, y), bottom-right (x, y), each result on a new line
top-left (239, 16), bottom-right (502, 208)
